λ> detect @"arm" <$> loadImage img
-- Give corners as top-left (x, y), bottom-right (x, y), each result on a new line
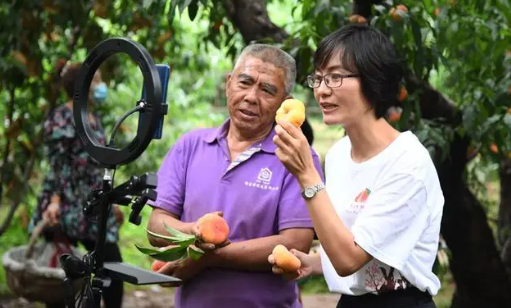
top-left (274, 121), bottom-right (372, 276)
top-left (296, 172), bottom-right (372, 277)
top-left (274, 121), bottom-right (431, 277)
top-left (147, 208), bottom-right (194, 247)
top-left (147, 207), bottom-right (315, 271)
top-left (207, 228), bottom-right (314, 271)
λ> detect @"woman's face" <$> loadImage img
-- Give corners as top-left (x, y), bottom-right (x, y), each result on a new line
top-left (88, 71), bottom-right (108, 104)
top-left (312, 52), bottom-right (371, 127)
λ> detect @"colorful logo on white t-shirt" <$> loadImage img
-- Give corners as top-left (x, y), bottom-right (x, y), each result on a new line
top-left (347, 188), bottom-right (371, 213)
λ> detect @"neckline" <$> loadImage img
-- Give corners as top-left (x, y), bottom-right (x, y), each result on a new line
top-left (347, 131), bottom-right (410, 169)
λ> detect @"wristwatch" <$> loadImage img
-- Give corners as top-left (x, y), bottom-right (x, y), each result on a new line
top-left (301, 182), bottom-right (325, 200)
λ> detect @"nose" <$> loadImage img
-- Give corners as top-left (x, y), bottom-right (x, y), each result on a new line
top-left (315, 79), bottom-right (332, 98)
top-left (243, 86), bottom-right (259, 105)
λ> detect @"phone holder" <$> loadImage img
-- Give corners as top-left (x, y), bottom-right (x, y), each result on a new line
top-left (73, 37), bottom-right (167, 168)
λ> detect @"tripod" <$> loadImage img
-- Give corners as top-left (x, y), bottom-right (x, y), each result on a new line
top-left (59, 170), bottom-right (181, 308)
top-left (60, 36), bottom-right (179, 308)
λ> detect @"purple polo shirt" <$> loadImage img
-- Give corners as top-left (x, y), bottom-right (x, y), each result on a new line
top-left (151, 119), bottom-right (324, 308)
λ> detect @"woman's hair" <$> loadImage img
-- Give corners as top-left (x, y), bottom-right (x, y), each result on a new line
top-left (55, 59), bottom-right (82, 98)
top-left (313, 24), bottom-right (403, 118)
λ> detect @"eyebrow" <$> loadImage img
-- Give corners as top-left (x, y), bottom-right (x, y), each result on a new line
top-left (238, 73), bottom-right (278, 95)
top-left (261, 83), bottom-right (277, 95)
top-left (238, 74), bottom-right (254, 83)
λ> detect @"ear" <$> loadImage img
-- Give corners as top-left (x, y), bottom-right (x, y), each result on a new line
top-left (225, 73), bottom-right (232, 96)
top-left (284, 94), bottom-right (293, 100)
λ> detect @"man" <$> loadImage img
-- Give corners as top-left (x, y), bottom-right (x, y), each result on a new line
top-left (147, 44), bottom-right (324, 308)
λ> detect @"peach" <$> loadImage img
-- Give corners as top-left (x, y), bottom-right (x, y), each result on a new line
top-left (151, 260), bottom-right (167, 272)
top-left (272, 244), bottom-right (301, 272)
top-left (196, 213), bottom-right (230, 245)
top-left (275, 99), bottom-right (306, 128)
top-left (398, 86), bottom-right (408, 102)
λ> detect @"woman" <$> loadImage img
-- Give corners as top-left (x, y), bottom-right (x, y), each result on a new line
top-left (270, 24), bottom-right (444, 308)
top-left (28, 60), bottom-right (124, 308)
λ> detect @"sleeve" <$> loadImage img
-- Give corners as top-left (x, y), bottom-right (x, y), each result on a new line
top-left (277, 149), bottom-right (325, 231)
top-left (149, 136), bottom-right (188, 217)
top-left (41, 110), bottom-right (75, 209)
top-left (351, 172), bottom-right (429, 271)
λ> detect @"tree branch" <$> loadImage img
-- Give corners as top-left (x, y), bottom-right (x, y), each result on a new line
top-left (0, 86), bottom-right (15, 209)
top-left (222, 0), bottom-right (289, 44)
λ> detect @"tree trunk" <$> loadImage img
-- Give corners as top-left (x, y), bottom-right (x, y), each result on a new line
top-left (221, 0), bottom-right (511, 306)
top-left (437, 136), bottom-right (511, 307)
top-left (499, 159), bottom-right (511, 278)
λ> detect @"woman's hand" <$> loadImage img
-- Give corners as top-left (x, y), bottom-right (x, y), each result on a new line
top-left (42, 202), bottom-right (60, 226)
top-left (273, 119), bottom-right (316, 183)
top-left (268, 249), bottom-right (316, 281)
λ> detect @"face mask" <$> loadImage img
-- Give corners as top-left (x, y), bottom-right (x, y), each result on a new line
top-left (92, 82), bottom-right (107, 103)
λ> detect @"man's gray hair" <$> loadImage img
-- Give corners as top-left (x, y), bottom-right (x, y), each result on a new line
top-left (233, 44), bottom-right (297, 95)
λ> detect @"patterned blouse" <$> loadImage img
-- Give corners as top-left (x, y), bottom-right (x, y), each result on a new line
top-left (29, 105), bottom-right (119, 243)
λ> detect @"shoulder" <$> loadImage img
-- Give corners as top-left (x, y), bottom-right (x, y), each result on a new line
top-left (382, 131), bottom-right (444, 209)
top-left (173, 127), bottom-right (217, 148)
top-left (163, 127), bottom-right (218, 161)
top-left (389, 131), bottom-right (438, 178)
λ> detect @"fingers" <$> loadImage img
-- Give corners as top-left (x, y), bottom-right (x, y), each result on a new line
top-left (157, 260), bottom-right (179, 275)
top-left (274, 124), bottom-right (295, 145)
top-left (272, 265), bottom-right (284, 275)
top-left (268, 254), bottom-right (275, 265)
top-left (277, 118), bottom-right (303, 140)
top-left (195, 241), bottom-right (216, 251)
top-left (217, 239), bottom-right (231, 248)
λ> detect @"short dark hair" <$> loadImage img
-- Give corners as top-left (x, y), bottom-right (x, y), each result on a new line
top-left (313, 24), bottom-right (403, 118)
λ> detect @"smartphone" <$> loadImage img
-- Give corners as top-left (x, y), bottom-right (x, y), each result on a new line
top-left (140, 64), bottom-right (170, 139)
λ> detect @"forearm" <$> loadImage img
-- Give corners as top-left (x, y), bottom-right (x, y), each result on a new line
top-left (208, 229), bottom-right (314, 272)
top-left (298, 171), bottom-right (370, 276)
top-left (147, 208), bottom-right (194, 247)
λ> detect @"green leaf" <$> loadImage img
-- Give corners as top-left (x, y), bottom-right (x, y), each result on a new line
top-left (503, 113), bottom-right (511, 129)
top-left (145, 228), bottom-right (194, 246)
top-left (187, 245), bottom-right (205, 260)
top-left (179, 0), bottom-right (194, 15)
top-left (188, 0), bottom-right (199, 21)
top-left (150, 245), bottom-right (188, 262)
top-left (134, 244), bottom-right (161, 255)
top-left (163, 222), bottom-right (195, 240)
top-left (142, 0), bottom-right (155, 9)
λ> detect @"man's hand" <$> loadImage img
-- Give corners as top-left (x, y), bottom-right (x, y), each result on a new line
top-left (157, 255), bottom-right (210, 283)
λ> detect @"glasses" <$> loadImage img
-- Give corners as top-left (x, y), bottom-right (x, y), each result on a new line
top-left (307, 73), bottom-right (359, 88)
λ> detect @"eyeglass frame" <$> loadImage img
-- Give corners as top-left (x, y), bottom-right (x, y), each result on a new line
top-left (306, 73), bottom-right (360, 89)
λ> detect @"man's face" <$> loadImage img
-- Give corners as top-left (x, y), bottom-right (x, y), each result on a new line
top-left (225, 56), bottom-right (288, 136)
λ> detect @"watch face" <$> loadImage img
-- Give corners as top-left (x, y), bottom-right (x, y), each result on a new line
top-left (305, 188), bottom-right (315, 198)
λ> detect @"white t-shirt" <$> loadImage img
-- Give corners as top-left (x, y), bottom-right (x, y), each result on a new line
top-left (319, 131), bottom-right (444, 296)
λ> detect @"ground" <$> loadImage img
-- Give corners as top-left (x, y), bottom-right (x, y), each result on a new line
top-left (0, 287), bottom-right (340, 308)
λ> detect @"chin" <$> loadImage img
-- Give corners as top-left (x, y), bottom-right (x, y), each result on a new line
top-left (322, 114), bottom-right (343, 126)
